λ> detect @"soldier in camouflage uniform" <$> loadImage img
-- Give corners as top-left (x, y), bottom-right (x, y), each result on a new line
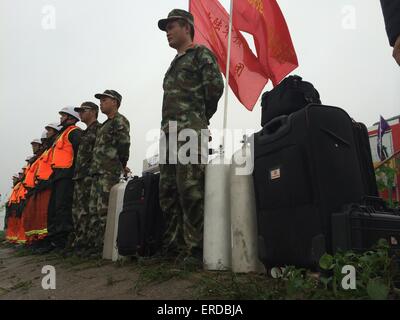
top-left (158, 9), bottom-right (224, 259)
top-left (88, 90), bottom-right (130, 255)
top-left (71, 102), bottom-right (101, 252)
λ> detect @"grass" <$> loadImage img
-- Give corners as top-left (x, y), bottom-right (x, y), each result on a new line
top-left (106, 275), bottom-right (127, 287)
top-left (11, 280), bottom-right (33, 292)
top-left (0, 231), bottom-right (4, 242)
top-left (1, 238), bottom-right (399, 300)
top-left (0, 287), bottom-right (10, 296)
top-left (132, 256), bottom-right (199, 294)
top-left (106, 275), bottom-right (116, 286)
top-left (126, 256), bottom-right (288, 299)
top-left (54, 254), bottom-right (107, 271)
top-left (192, 272), bottom-right (282, 300)
top-left (14, 247), bottom-right (35, 257)
top-left (128, 259), bottom-right (297, 300)
top-left (70, 259), bottom-right (110, 272)
top-left (115, 257), bottom-right (132, 268)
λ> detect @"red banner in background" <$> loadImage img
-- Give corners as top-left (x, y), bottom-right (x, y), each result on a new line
top-left (232, 0), bottom-right (298, 86)
top-left (190, 0), bottom-right (269, 111)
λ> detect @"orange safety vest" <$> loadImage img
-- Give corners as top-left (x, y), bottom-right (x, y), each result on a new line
top-left (16, 184), bottom-right (27, 203)
top-left (18, 185), bottom-right (27, 203)
top-left (36, 147), bottom-right (54, 181)
top-left (8, 183), bottom-right (21, 205)
top-left (23, 158), bottom-right (40, 188)
top-left (51, 125), bottom-right (78, 169)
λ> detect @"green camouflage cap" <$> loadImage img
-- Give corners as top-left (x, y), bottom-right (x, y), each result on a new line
top-left (158, 9), bottom-right (194, 31)
top-left (94, 89), bottom-right (122, 103)
top-left (75, 101), bottom-right (99, 113)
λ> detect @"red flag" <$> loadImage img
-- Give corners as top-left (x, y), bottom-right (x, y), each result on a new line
top-left (232, 0), bottom-right (298, 86)
top-left (190, 0), bottom-right (269, 111)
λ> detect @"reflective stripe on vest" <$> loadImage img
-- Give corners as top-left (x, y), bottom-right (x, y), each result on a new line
top-left (36, 148), bottom-right (54, 181)
top-left (51, 125), bottom-right (78, 169)
top-left (25, 228), bottom-right (48, 237)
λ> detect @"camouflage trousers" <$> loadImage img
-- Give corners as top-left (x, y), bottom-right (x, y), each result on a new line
top-left (71, 176), bottom-right (93, 249)
top-left (88, 173), bottom-right (120, 251)
top-left (159, 132), bottom-right (207, 255)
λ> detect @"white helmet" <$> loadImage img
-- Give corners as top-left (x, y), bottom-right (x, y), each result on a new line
top-left (31, 138), bottom-right (42, 145)
top-left (45, 122), bottom-right (63, 132)
top-left (41, 131), bottom-right (47, 139)
top-left (59, 106), bottom-right (81, 121)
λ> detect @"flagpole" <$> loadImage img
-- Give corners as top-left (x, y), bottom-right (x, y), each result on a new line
top-left (221, 0), bottom-right (234, 155)
top-left (374, 149), bottom-right (400, 170)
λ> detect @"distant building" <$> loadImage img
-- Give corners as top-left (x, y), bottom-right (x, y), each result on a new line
top-left (368, 115), bottom-right (400, 203)
top-left (142, 154), bottom-right (159, 175)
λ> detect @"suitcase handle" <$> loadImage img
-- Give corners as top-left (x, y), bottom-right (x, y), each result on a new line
top-left (259, 115), bottom-right (291, 143)
top-left (361, 196), bottom-right (387, 210)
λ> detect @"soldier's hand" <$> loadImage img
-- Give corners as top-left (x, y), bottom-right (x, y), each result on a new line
top-left (393, 35), bottom-right (400, 66)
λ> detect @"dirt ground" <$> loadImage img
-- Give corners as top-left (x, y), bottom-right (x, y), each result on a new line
top-left (0, 244), bottom-right (204, 300)
top-left (3, 239), bottom-right (398, 301)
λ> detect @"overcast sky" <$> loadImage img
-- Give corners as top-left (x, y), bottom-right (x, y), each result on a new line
top-left (0, 0), bottom-right (399, 200)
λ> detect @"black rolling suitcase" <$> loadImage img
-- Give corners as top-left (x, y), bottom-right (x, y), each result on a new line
top-left (332, 200), bottom-right (400, 258)
top-left (253, 104), bottom-right (368, 269)
top-left (116, 173), bottom-right (165, 256)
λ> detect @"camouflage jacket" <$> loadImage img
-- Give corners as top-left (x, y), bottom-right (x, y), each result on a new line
top-left (161, 44), bottom-right (224, 132)
top-left (89, 112), bottom-right (130, 177)
top-left (73, 120), bottom-right (101, 180)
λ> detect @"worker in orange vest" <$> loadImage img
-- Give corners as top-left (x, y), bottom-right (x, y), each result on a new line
top-left (38, 107), bottom-right (82, 254)
top-left (25, 128), bottom-right (64, 247)
top-left (45, 123), bottom-right (61, 140)
top-left (24, 139), bottom-right (44, 190)
top-left (22, 138), bottom-right (46, 245)
top-left (13, 170), bottom-right (28, 246)
top-left (30, 123), bottom-right (63, 252)
top-left (31, 139), bottom-right (42, 158)
top-left (4, 174), bottom-right (21, 243)
top-left (35, 123), bottom-right (62, 187)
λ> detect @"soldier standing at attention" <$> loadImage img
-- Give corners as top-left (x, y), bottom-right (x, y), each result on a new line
top-left (70, 102), bottom-right (101, 255)
top-left (88, 90), bottom-right (130, 256)
top-left (157, 9), bottom-right (224, 262)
